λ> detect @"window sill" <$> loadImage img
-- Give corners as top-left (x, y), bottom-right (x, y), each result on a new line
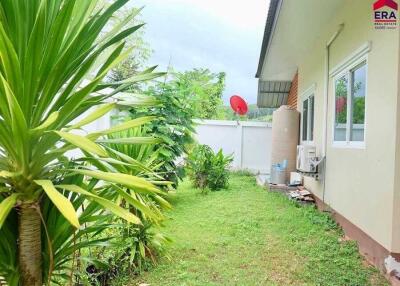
top-left (332, 141), bottom-right (366, 149)
top-left (301, 141), bottom-right (315, 146)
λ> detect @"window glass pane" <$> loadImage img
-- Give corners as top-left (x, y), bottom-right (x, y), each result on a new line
top-left (309, 95), bottom-right (314, 141)
top-left (334, 75), bottom-right (348, 141)
top-left (302, 98), bottom-right (308, 141)
top-left (350, 63), bottom-right (366, 141)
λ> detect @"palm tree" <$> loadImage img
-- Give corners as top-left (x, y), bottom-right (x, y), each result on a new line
top-left (0, 1), bottom-right (165, 285)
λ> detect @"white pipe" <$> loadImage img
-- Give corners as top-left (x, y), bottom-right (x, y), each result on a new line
top-left (322, 23), bottom-right (344, 204)
top-left (327, 23), bottom-right (345, 48)
top-left (322, 23), bottom-right (344, 156)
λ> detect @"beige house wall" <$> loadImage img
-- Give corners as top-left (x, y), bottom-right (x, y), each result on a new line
top-left (392, 32), bottom-right (400, 253)
top-left (297, 0), bottom-right (400, 252)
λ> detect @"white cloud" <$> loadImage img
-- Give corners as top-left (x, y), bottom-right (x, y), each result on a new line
top-left (130, 0), bottom-right (269, 103)
top-left (137, 0), bottom-right (267, 30)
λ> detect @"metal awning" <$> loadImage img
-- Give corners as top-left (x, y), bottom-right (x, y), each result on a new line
top-left (257, 80), bottom-right (291, 108)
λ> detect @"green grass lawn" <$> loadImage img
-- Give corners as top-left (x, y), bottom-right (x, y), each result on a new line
top-left (129, 173), bottom-right (388, 286)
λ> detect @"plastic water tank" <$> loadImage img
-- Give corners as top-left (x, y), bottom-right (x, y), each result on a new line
top-left (270, 105), bottom-right (300, 182)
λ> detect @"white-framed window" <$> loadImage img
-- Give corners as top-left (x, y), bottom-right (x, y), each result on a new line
top-left (332, 57), bottom-right (367, 148)
top-left (301, 85), bottom-right (315, 143)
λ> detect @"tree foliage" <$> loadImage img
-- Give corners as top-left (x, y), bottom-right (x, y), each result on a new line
top-left (103, 1), bottom-right (153, 84)
top-left (222, 104), bottom-right (274, 122)
top-left (174, 69), bottom-right (226, 119)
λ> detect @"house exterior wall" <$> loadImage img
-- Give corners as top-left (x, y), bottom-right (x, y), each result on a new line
top-left (296, 0), bottom-right (400, 256)
top-left (392, 31), bottom-right (400, 260)
top-left (287, 72), bottom-right (298, 109)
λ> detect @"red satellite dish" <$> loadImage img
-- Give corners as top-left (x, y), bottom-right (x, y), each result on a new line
top-left (230, 95), bottom-right (248, 115)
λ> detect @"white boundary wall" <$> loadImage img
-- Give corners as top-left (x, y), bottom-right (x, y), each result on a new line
top-left (194, 120), bottom-right (272, 175)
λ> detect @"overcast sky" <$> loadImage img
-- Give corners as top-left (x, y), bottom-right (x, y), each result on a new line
top-left (132, 0), bottom-right (269, 104)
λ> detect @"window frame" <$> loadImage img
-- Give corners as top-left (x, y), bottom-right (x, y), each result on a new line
top-left (300, 84), bottom-right (316, 145)
top-left (331, 55), bottom-right (368, 149)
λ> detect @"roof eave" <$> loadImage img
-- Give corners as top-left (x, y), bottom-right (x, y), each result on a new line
top-left (255, 0), bottom-right (281, 78)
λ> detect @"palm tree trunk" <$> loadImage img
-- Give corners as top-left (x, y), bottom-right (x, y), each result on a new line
top-left (18, 203), bottom-right (42, 286)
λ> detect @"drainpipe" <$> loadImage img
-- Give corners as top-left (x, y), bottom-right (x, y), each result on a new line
top-left (322, 23), bottom-right (344, 205)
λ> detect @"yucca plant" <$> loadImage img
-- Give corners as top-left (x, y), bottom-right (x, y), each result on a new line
top-left (104, 126), bottom-right (172, 218)
top-left (47, 127), bottom-right (172, 285)
top-left (0, 1), bottom-right (167, 285)
top-left (104, 127), bottom-right (172, 270)
top-left (41, 172), bottom-right (119, 285)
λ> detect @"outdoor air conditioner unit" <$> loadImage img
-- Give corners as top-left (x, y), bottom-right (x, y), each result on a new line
top-left (296, 145), bottom-right (317, 173)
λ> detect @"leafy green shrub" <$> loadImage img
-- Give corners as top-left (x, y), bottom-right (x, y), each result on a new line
top-left (80, 223), bottom-right (171, 286)
top-left (128, 80), bottom-right (195, 187)
top-left (186, 145), bottom-right (233, 191)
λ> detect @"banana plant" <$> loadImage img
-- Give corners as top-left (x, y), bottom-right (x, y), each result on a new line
top-left (0, 1), bottom-right (166, 285)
